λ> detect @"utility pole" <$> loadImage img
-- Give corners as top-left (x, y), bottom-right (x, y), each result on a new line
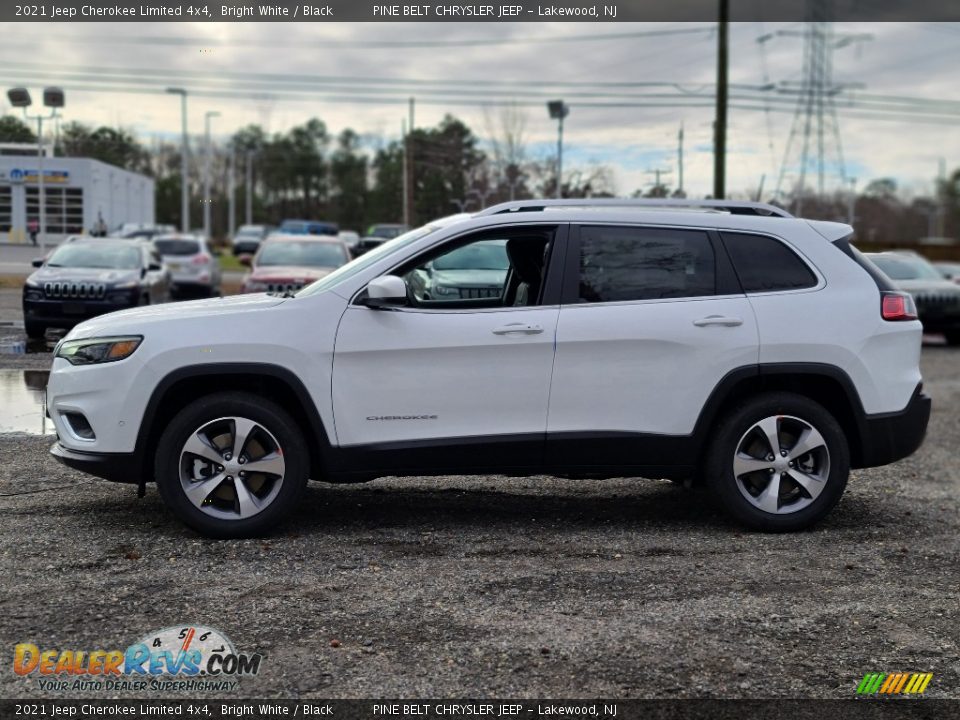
top-left (407, 99), bottom-right (415, 226)
top-left (847, 177), bottom-right (857, 226)
top-left (646, 167), bottom-right (672, 197)
top-left (936, 158), bottom-right (946, 238)
top-left (202, 110), bottom-right (220, 239)
top-left (714, 0), bottom-right (729, 199)
top-left (227, 149), bottom-right (235, 238)
top-left (245, 151), bottom-right (253, 225)
top-left (677, 124), bottom-right (685, 196)
top-left (401, 119), bottom-right (410, 226)
top-left (166, 88), bottom-right (189, 233)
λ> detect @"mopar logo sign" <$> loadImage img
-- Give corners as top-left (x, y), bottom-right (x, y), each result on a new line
top-left (6, 168), bottom-right (69, 184)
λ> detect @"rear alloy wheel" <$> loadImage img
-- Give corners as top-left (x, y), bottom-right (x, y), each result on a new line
top-left (705, 392), bottom-right (849, 532)
top-left (155, 392), bottom-right (309, 538)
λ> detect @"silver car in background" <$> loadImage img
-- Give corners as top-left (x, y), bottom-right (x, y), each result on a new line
top-left (231, 224), bottom-right (273, 255)
top-left (153, 234), bottom-right (222, 298)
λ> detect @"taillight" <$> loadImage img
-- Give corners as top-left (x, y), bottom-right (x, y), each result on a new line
top-left (881, 291), bottom-right (918, 321)
top-left (192, 254), bottom-right (210, 265)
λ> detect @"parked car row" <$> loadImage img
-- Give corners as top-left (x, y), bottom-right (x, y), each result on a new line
top-left (866, 251), bottom-right (960, 345)
top-left (229, 220), bottom-right (410, 259)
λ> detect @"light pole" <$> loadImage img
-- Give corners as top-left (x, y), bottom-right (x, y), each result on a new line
top-left (7, 87), bottom-right (64, 254)
top-left (202, 110), bottom-right (220, 239)
top-left (166, 87), bottom-right (189, 233)
top-left (547, 100), bottom-right (569, 199)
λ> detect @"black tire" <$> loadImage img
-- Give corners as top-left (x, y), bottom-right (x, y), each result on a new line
top-left (155, 392), bottom-right (310, 538)
top-left (703, 392), bottom-right (850, 532)
top-left (24, 321), bottom-right (45, 340)
top-left (944, 330), bottom-right (960, 346)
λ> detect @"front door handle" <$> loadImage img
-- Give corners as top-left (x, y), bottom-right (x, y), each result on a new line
top-left (693, 315), bottom-right (743, 327)
top-left (492, 323), bottom-right (544, 335)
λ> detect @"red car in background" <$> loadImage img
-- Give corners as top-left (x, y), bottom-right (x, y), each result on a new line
top-left (240, 234), bottom-right (351, 294)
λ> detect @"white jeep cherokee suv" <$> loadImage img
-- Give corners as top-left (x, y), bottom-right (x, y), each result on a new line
top-left (47, 200), bottom-right (931, 538)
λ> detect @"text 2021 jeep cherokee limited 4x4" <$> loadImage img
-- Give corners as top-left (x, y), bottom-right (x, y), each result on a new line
top-left (46, 200), bottom-right (931, 538)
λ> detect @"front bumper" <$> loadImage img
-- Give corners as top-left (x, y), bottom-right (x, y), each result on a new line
top-left (50, 441), bottom-right (144, 485)
top-left (23, 295), bottom-right (139, 328)
top-left (857, 384), bottom-right (931, 468)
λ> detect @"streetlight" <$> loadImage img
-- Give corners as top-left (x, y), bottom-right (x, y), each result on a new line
top-left (7, 86), bottom-right (64, 254)
top-left (166, 87), bottom-right (189, 233)
top-left (547, 100), bottom-right (569, 199)
top-left (202, 110), bottom-right (220, 239)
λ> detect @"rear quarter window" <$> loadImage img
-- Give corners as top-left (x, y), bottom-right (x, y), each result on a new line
top-left (721, 232), bottom-right (817, 293)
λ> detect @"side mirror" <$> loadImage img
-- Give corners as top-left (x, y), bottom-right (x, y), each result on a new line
top-left (32, 258), bottom-right (44, 268)
top-left (361, 275), bottom-right (408, 309)
top-left (148, 263), bottom-right (162, 272)
top-left (239, 255), bottom-right (252, 267)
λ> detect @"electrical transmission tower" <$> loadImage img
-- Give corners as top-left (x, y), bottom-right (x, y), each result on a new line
top-left (767, 0), bottom-right (870, 214)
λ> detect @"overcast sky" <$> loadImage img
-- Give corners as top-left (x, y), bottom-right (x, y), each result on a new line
top-left (1, 21), bottom-right (958, 200)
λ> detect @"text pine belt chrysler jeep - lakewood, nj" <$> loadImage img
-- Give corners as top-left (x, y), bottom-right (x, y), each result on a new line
top-left (46, 199), bottom-right (931, 538)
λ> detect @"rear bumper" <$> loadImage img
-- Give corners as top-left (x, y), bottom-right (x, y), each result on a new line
top-left (50, 441), bottom-right (143, 485)
top-left (857, 385), bottom-right (931, 468)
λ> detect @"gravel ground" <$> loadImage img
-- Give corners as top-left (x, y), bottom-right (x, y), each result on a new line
top-left (0, 289), bottom-right (957, 701)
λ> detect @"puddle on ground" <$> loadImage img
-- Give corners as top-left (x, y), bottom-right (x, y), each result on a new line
top-left (0, 369), bottom-right (54, 435)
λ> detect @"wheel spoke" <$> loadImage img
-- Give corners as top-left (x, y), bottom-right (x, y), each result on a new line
top-left (183, 473), bottom-right (226, 509)
top-left (233, 477), bottom-right (262, 518)
top-left (182, 432), bottom-right (223, 465)
top-left (231, 417), bottom-right (258, 459)
top-left (734, 452), bottom-right (775, 478)
top-left (786, 468), bottom-right (826, 501)
top-left (788, 426), bottom-right (826, 461)
top-left (755, 416), bottom-right (782, 457)
top-left (243, 452), bottom-right (285, 477)
top-left (756, 473), bottom-right (782, 513)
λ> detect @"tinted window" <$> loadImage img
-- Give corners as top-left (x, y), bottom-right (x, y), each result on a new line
top-left (257, 242), bottom-right (348, 268)
top-left (578, 226), bottom-right (715, 303)
top-left (46, 243), bottom-right (142, 270)
top-left (154, 239), bottom-right (200, 256)
top-left (722, 232), bottom-right (817, 292)
top-left (868, 255), bottom-right (942, 281)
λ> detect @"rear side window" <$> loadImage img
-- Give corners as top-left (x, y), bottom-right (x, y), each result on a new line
top-left (578, 226), bottom-right (715, 303)
top-left (721, 232), bottom-right (817, 293)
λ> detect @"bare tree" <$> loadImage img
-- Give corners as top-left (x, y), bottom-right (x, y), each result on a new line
top-left (483, 103), bottom-right (529, 201)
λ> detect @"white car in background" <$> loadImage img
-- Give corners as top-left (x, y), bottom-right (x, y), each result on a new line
top-left (152, 234), bottom-right (222, 298)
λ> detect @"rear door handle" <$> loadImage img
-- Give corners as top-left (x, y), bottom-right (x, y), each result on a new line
top-left (492, 323), bottom-right (544, 335)
top-left (693, 315), bottom-right (743, 327)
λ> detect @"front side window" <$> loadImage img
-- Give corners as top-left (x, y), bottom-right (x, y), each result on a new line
top-left (578, 226), bottom-right (715, 303)
top-left (722, 232), bottom-right (817, 293)
top-left (397, 228), bottom-right (555, 309)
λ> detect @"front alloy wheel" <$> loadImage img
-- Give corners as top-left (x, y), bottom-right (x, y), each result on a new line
top-left (179, 417), bottom-right (286, 521)
top-left (156, 392), bottom-right (309, 538)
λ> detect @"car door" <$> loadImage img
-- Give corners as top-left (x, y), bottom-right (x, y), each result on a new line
top-left (546, 223), bottom-right (759, 469)
top-left (331, 224), bottom-right (567, 472)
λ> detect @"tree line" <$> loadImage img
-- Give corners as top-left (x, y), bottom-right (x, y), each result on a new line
top-left (1, 112), bottom-right (957, 244)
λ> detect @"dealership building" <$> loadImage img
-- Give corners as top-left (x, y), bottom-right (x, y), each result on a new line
top-left (0, 145), bottom-right (155, 244)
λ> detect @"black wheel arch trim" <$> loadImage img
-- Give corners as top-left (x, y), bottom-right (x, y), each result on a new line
top-left (134, 362), bottom-right (336, 482)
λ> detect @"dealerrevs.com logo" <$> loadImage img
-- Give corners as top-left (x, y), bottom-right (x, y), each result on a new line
top-left (13, 626), bottom-right (262, 693)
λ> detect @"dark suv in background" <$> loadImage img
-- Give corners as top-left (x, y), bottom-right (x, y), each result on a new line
top-left (22, 238), bottom-right (171, 339)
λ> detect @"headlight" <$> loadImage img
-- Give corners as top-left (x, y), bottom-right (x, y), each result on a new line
top-left (111, 280), bottom-right (139, 290)
top-left (55, 336), bottom-right (143, 365)
top-left (244, 281), bottom-right (269, 292)
top-left (433, 285), bottom-right (460, 297)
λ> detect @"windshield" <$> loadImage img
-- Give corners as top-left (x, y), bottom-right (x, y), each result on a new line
top-left (155, 239), bottom-right (200, 256)
top-left (257, 241), bottom-right (348, 268)
top-left (871, 255), bottom-right (943, 281)
top-left (296, 224), bottom-right (440, 297)
top-left (433, 240), bottom-right (509, 271)
top-left (370, 225), bottom-right (407, 239)
top-left (46, 243), bottom-right (141, 270)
